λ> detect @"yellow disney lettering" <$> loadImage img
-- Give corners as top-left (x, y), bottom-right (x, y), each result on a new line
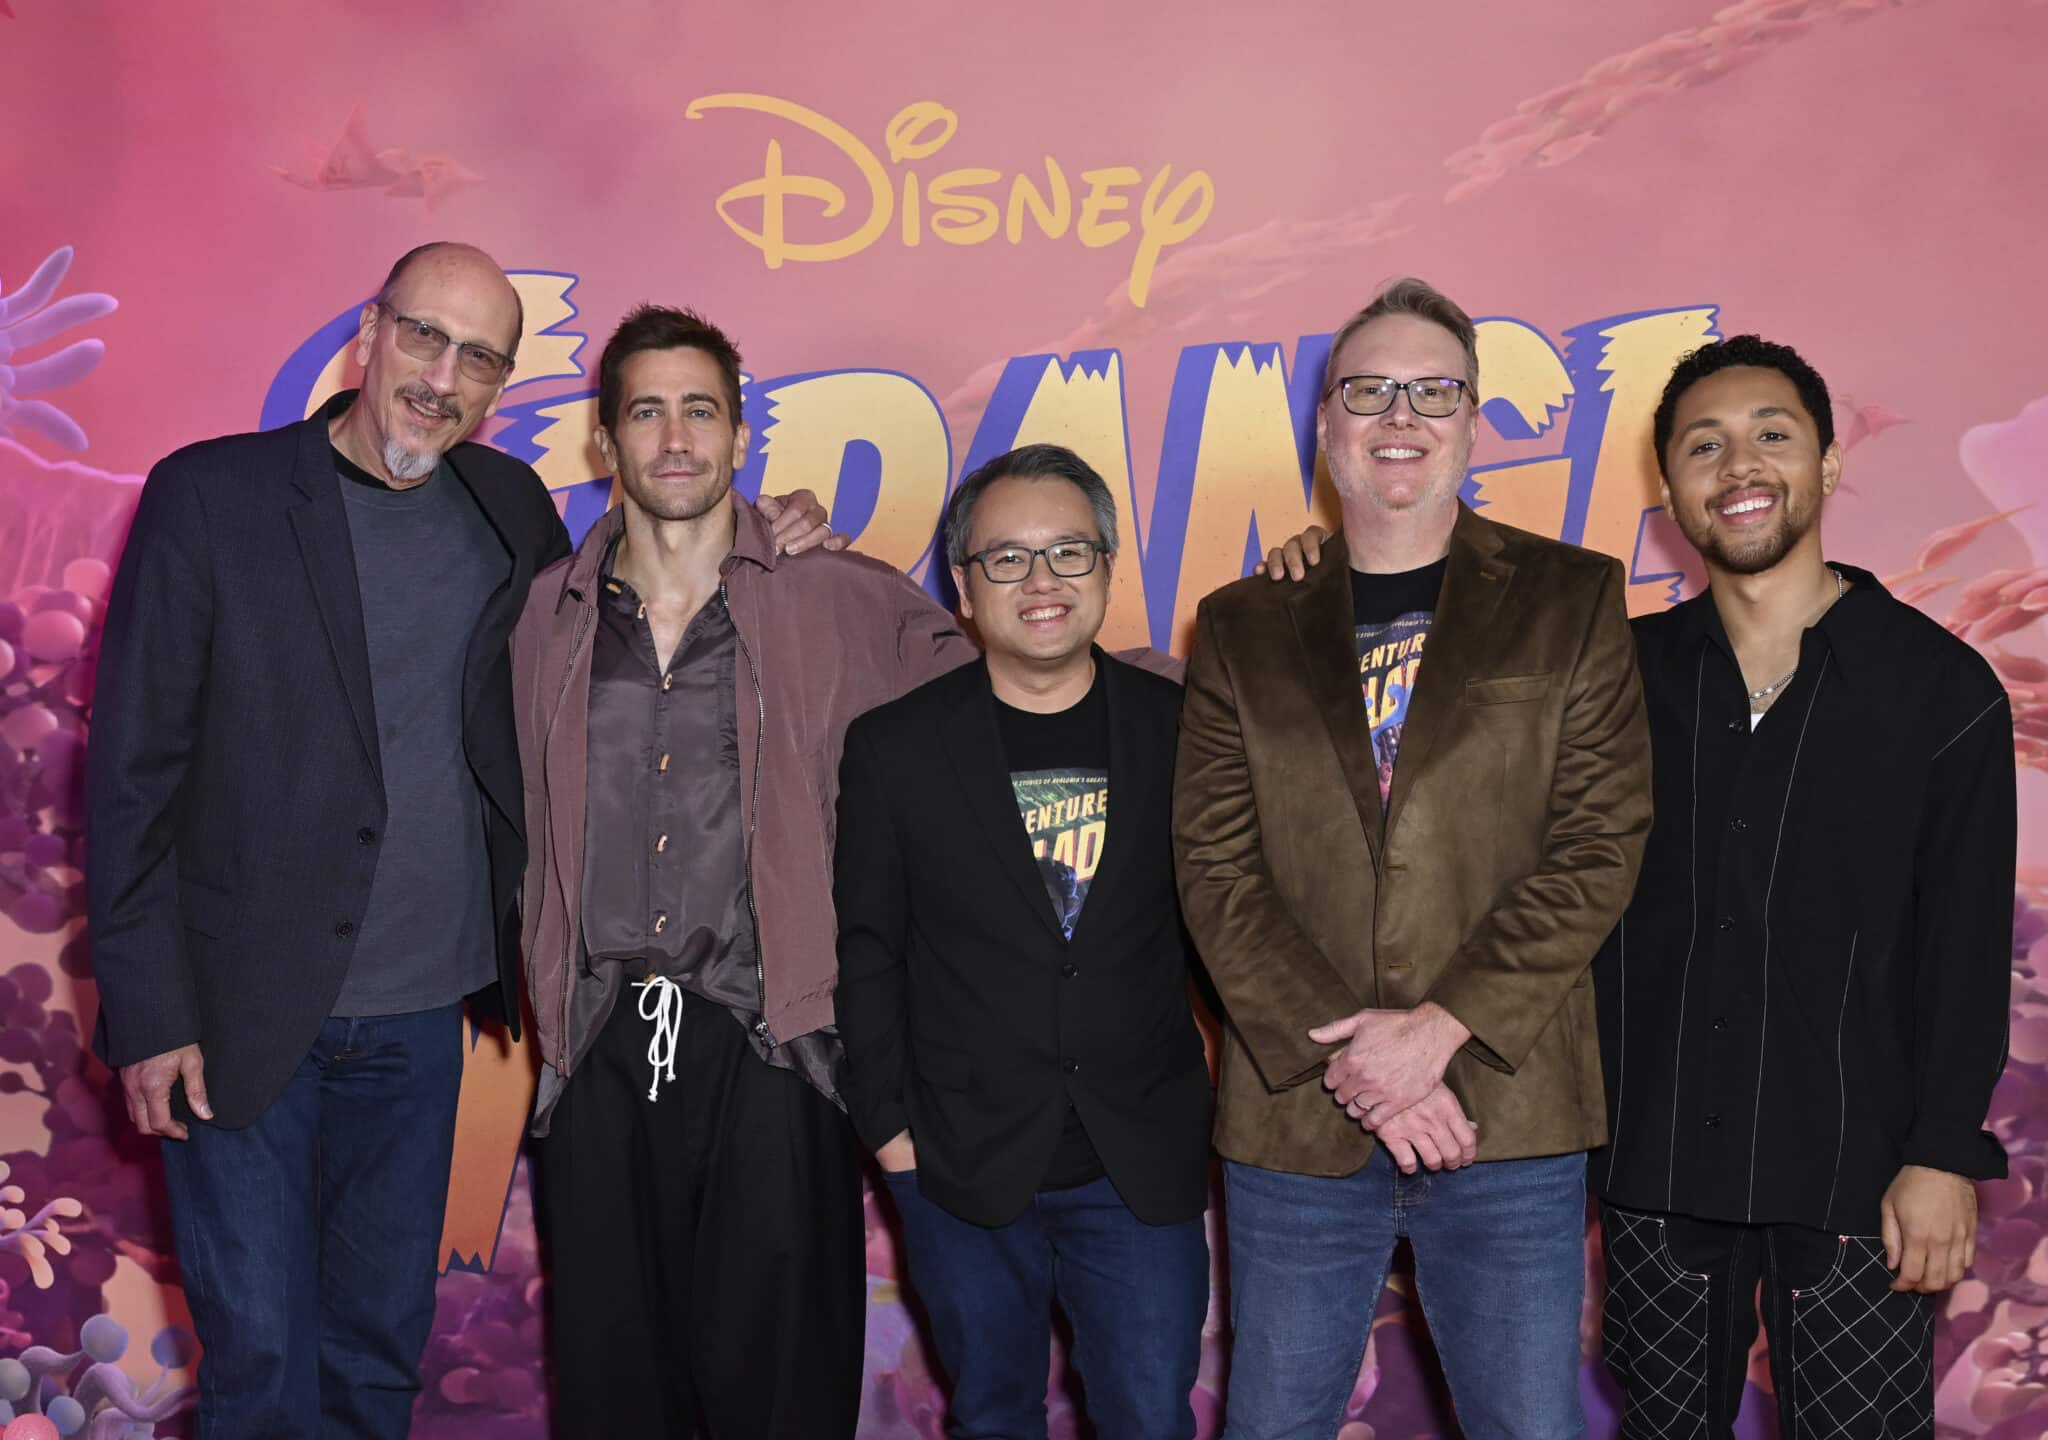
top-left (684, 93), bottom-right (893, 267)
top-left (1076, 166), bottom-right (1142, 248)
top-left (686, 95), bottom-right (1212, 308)
top-left (1006, 160), bottom-right (1072, 243)
top-left (1132, 166), bottom-right (1214, 308)
top-left (929, 169), bottom-right (1002, 245)
top-left (885, 101), bottom-right (957, 161)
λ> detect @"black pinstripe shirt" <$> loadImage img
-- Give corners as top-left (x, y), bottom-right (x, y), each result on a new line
top-left (1592, 565), bottom-right (2012, 1232)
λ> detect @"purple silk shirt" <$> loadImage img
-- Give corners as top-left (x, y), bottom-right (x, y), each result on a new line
top-left (577, 548), bottom-right (838, 1105)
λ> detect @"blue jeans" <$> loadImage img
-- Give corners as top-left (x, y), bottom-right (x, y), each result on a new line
top-left (1222, 1149), bottom-right (1586, 1440)
top-left (159, 1004), bottom-right (465, 1440)
top-left (883, 1171), bottom-right (1209, 1440)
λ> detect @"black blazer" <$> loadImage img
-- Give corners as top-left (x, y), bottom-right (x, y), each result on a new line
top-left (833, 652), bottom-right (1213, 1228)
top-left (86, 392), bottom-right (570, 1127)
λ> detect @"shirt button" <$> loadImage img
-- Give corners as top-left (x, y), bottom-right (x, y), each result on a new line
top-left (356, 827), bottom-right (376, 845)
top-left (656, 835), bottom-right (669, 854)
top-left (652, 912), bottom-right (668, 934)
top-left (1063, 1058), bottom-right (1080, 1075)
top-left (334, 920), bottom-right (355, 938)
top-left (1711, 1016), bottom-right (1728, 1031)
top-left (658, 752), bottom-right (671, 773)
top-left (1717, 916), bottom-right (1736, 931)
top-left (1061, 962), bottom-right (1079, 979)
top-left (1705, 1113), bottom-right (1721, 1128)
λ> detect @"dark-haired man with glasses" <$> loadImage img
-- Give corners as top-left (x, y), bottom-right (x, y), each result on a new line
top-left (835, 444), bottom-right (1214, 1439)
top-left (87, 243), bottom-right (831, 1438)
top-left (1178, 277), bottom-right (1650, 1438)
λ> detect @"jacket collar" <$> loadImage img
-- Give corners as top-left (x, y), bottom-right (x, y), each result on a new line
top-left (1670, 560), bottom-right (1886, 684)
top-left (296, 387), bottom-right (527, 542)
top-left (554, 491), bottom-right (777, 612)
top-left (1284, 501), bottom-right (1514, 849)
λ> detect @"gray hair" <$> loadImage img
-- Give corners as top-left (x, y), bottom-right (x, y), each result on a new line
top-left (1322, 276), bottom-right (1479, 400)
top-left (944, 444), bottom-right (1120, 566)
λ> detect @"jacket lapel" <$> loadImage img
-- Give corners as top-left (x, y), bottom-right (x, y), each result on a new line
top-left (1067, 650), bottom-right (1134, 943)
top-left (1383, 504), bottom-right (1512, 838)
top-left (1287, 539), bottom-right (1384, 860)
top-left (542, 508), bottom-right (618, 907)
top-left (288, 395), bottom-right (381, 782)
top-left (937, 661), bottom-right (1069, 945)
top-left (445, 445), bottom-right (521, 732)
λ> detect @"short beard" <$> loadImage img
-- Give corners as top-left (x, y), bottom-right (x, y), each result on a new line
top-left (623, 467), bottom-right (732, 523)
top-left (383, 438), bottom-right (440, 483)
top-left (1684, 487), bottom-right (1817, 576)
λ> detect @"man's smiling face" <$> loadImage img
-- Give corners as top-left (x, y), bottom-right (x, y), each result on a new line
top-left (1318, 312), bottom-right (1478, 516)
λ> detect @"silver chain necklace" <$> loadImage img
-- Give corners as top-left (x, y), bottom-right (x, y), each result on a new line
top-left (1747, 568), bottom-right (1847, 706)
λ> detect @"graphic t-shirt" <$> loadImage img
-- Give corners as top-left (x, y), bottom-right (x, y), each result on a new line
top-left (994, 669), bottom-right (1109, 1189)
top-left (1351, 558), bottom-right (1447, 807)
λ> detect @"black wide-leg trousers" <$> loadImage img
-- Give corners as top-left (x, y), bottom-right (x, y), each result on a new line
top-left (539, 988), bottom-right (866, 1439)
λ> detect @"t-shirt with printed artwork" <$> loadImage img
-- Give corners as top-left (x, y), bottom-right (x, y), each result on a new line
top-left (994, 668), bottom-right (1109, 1190)
top-left (1351, 558), bottom-right (1447, 808)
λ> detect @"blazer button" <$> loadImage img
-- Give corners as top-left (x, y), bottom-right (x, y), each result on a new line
top-left (334, 920), bottom-right (355, 938)
top-left (1717, 916), bottom-right (1735, 931)
top-left (356, 827), bottom-right (377, 845)
top-left (1062, 1058), bottom-right (1080, 1075)
top-left (1704, 1113), bottom-right (1722, 1128)
top-left (1061, 962), bottom-right (1079, 979)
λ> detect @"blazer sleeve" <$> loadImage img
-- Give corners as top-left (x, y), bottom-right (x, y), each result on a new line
top-left (831, 715), bottom-right (913, 1152)
top-left (1173, 597), bottom-right (1363, 1091)
top-left (84, 456), bottom-right (214, 1066)
top-left (1424, 558), bottom-right (1652, 1072)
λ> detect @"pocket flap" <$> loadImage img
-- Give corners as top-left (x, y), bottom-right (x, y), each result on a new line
top-left (178, 879), bottom-right (237, 939)
top-left (1464, 672), bottom-right (1552, 706)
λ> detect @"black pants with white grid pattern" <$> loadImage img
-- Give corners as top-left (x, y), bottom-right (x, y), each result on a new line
top-left (1598, 1202), bottom-right (1934, 1440)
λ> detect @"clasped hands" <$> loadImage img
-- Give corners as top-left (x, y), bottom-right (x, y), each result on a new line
top-left (1309, 1002), bottom-right (1477, 1174)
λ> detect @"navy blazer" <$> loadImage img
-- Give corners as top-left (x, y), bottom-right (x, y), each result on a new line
top-left (833, 652), bottom-right (1213, 1228)
top-left (86, 392), bottom-right (570, 1127)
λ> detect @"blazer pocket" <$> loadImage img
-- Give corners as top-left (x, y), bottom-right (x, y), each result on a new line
top-left (1463, 672), bottom-right (1553, 706)
top-left (914, 1039), bottom-right (974, 1091)
top-left (178, 879), bottom-right (238, 939)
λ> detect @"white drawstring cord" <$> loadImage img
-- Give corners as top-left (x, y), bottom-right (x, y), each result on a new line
top-left (635, 975), bottom-right (684, 1101)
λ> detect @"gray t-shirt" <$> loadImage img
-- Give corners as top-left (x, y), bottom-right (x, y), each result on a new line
top-left (331, 452), bottom-right (509, 1016)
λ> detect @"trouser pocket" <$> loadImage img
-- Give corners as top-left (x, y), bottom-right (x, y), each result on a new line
top-left (1599, 1205), bottom-right (1713, 1437)
top-left (1777, 1235), bottom-right (1934, 1439)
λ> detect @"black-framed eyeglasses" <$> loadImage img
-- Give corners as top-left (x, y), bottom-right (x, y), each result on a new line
top-left (1326, 374), bottom-right (1470, 418)
top-left (377, 304), bottom-right (516, 384)
top-left (964, 540), bottom-right (1107, 584)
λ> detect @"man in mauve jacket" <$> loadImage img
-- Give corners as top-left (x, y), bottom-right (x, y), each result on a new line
top-left (510, 304), bottom-right (977, 1438)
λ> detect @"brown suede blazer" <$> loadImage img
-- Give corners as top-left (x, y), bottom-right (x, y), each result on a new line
top-left (1173, 504), bottom-right (1651, 1175)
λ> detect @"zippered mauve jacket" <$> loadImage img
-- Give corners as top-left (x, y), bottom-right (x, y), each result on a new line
top-left (511, 499), bottom-right (975, 1111)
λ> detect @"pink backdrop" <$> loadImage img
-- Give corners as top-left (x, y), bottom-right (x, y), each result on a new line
top-left (3, 0), bottom-right (2045, 1434)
